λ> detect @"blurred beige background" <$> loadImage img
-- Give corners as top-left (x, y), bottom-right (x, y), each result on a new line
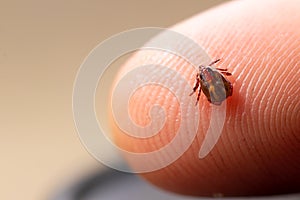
top-left (0, 1), bottom-right (228, 199)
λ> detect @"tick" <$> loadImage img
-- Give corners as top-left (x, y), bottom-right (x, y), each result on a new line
top-left (189, 59), bottom-right (233, 105)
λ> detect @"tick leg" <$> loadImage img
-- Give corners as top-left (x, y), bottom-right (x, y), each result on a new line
top-left (195, 85), bottom-right (202, 106)
top-left (221, 71), bottom-right (232, 76)
top-left (189, 73), bottom-right (200, 96)
top-left (208, 58), bottom-right (221, 66)
top-left (216, 68), bottom-right (228, 71)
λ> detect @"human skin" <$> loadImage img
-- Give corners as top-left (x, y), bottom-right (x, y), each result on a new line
top-left (109, 0), bottom-right (300, 196)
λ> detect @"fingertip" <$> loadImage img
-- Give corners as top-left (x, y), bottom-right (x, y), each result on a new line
top-left (109, 0), bottom-right (300, 196)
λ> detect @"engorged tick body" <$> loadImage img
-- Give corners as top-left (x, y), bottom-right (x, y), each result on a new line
top-left (190, 59), bottom-right (233, 105)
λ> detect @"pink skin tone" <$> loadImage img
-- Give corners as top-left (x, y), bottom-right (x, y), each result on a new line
top-left (110, 0), bottom-right (300, 196)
